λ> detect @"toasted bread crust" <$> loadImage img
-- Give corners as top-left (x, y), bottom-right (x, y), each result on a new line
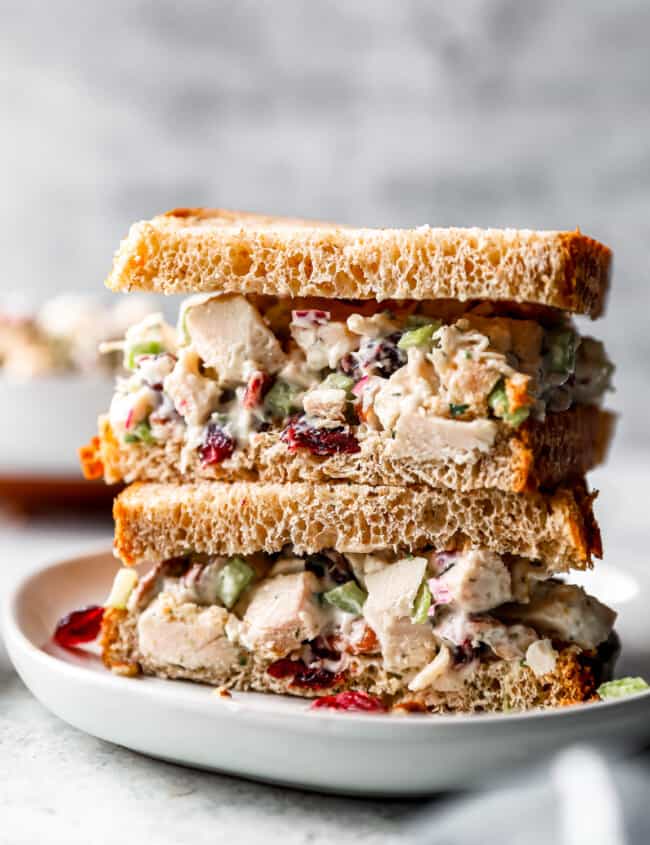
top-left (111, 479), bottom-right (599, 570)
top-left (81, 406), bottom-right (614, 494)
top-left (105, 209), bottom-right (611, 317)
top-left (101, 608), bottom-right (603, 713)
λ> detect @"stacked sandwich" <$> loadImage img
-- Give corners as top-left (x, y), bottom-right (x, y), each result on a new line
top-left (80, 209), bottom-right (619, 714)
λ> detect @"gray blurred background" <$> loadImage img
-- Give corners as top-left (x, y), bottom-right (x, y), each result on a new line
top-left (2, 0), bottom-right (649, 449)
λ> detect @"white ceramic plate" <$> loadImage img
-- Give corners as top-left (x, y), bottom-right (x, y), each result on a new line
top-left (4, 550), bottom-right (650, 796)
top-left (0, 377), bottom-right (113, 475)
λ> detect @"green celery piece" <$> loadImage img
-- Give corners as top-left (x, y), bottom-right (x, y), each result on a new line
top-left (546, 329), bottom-right (577, 374)
top-left (411, 581), bottom-right (432, 624)
top-left (505, 406), bottom-right (530, 427)
top-left (397, 320), bottom-right (442, 350)
top-left (597, 677), bottom-right (649, 700)
top-left (126, 340), bottom-right (163, 370)
top-left (264, 380), bottom-right (297, 419)
top-left (487, 379), bottom-right (508, 417)
top-left (321, 372), bottom-right (354, 394)
top-left (124, 421), bottom-right (155, 445)
top-left (487, 379), bottom-right (530, 428)
top-left (405, 314), bottom-right (434, 329)
top-left (323, 580), bottom-right (367, 615)
top-left (216, 557), bottom-right (256, 609)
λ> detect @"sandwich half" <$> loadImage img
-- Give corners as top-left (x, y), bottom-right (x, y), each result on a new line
top-left (82, 213), bottom-right (614, 492)
top-left (102, 481), bottom-right (616, 714)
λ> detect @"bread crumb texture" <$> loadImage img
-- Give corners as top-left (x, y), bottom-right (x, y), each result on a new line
top-left (106, 209), bottom-right (611, 317)
top-left (112, 480), bottom-right (600, 570)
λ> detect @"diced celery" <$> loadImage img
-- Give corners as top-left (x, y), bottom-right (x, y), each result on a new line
top-left (405, 314), bottom-right (434, 329)
top-left (546, 329), bottom-right (577, 374)
top-left (411, 581), bottom-right (432, 624)
top-left (487, 379), bottom-right (530, 428)
top-left (597, 677), bottom-right (649, 700)
top-left (506, 406), bottom-right (530, 427)
top-left (126, 340), bottom-right (163, 370)
top-left (216, 557), bottom-right (256, 609)
top-left (487, 379), bottom-right (508, 417)
top-left (321, 372), bottom-right (354, 394)
top-left (323, 580), bottom-right (367, 615)
top-left (264, 380), bottom-right (299, 419)
top-left (397, 320), bottom-right (442, 350)
top-left (124, 421), bottom-right (155, 445)
top-left (105, 568), bottom-right (138, 609)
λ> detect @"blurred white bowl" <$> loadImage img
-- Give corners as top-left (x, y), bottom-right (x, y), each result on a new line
top-left (0, 376), bottom-right (113, 476)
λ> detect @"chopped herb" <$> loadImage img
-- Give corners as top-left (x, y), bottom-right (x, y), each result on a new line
top-left (449, 403), bottom-right (469, 417)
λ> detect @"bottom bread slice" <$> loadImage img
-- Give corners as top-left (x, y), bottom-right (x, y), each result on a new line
top-left (100, 546), bottom-right (617, 714)
top-left (103, 608), bottom-right (616, 713)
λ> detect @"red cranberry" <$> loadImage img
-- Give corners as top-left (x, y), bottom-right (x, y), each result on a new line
top-left (199, 423), bottom-right (235, 465)
top-left (53, 605), bottom-right (104, 648)
top-left (311, 691), bottom-right (386, 712)
top-left (308, 636), bottom-right (340, 661)
top-left (341, 333), bottom-right (406, 381)
top-left (242, 371), bottom-right (272, 410)
top-left (266, 658), bottom-right (341, 690)
top-left (292, 666), bottom-right (340, 690)
top-left (281, 417), bottom-right (360, 457)
top-left (267, 658), bottom-right (304, 679)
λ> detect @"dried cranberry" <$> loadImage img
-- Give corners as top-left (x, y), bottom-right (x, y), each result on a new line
top-left (281, 416), bottom-right (360, 456)
top-left (242, 371), bottom-right (272, 410)
top-left (305, 551), bottom-right (350, 584)
top-left (53, 605), bottom-right (104, 648)
top-left (452, 640), bottom-right (479, 665)
top-left (342, 333), bottom-right (406, 381)
top-left (292, 666), bottom-right (340, 690)
top-left (309, 636), bottom-right (341, 661)
top-left (267, 658), bottom-right (304, 679)
top-left (199, 423), bottom-right (235, 465)
top-left (311, 691), bottom-right (386, 712)
top-left (266, 658), bottom-right (341, 690)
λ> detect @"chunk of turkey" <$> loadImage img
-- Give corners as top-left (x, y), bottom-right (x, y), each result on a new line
top-left (137, 592), bottom-right (240, 673)
top-left (363, 557), bottom-right (436, 673)
top-left (238, 572), bottom-right (323, 657)
top-left (184, 294), bottom-right (286, 384)
top-left (496, 582), bottom-right (616, 650)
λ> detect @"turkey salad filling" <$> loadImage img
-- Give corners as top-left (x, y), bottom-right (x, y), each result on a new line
top-left (106, 547), bottom-right (616, 694)
top-left (103, 294), bottom-right (614, 469)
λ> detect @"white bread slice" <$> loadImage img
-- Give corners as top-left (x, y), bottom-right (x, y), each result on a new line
top-left (106, 208), bottom-right (611, 317)
top-left (82, 406), bottom-right (614, 494)
top-left (112, 480), bottom-right (601, 571)
top-left (102, 607), bottom-right (611, 713)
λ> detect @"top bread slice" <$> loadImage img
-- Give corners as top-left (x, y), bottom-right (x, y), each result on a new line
top-left (106, 208), bottom-right (612, 317)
